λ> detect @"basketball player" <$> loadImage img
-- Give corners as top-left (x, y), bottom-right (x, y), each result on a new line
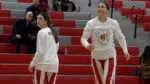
top-left (28, 12), bottom-right (59, 84)
top-left (81, 2), bottom-right (130, 84)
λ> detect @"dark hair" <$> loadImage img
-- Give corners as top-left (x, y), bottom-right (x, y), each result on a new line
top-left (98, 2), bottom-right (110, 10)
top-left (25, 11), bottom-right (33, 19)
top-left (38, 12), bottom-right (59, 43)
top-left (140, 45), bottom-right (150, 63)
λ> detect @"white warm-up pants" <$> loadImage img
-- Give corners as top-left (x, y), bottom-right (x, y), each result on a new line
top-left (33, 69), bottom-right (57, 84)
top-left (92, 57), bottom-right (116, 84)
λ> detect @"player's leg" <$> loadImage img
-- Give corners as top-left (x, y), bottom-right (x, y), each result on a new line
top-left (47, 72), bottom-right (57, 84)
top-left (92, 59), bottom-right (105, 84)
top-left (33, 69), bottom-right (48, 84)
top-left (104, 57), bottom-right (116, 84)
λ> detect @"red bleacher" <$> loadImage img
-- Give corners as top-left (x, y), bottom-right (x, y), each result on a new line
top-left (106, 0), bottom-right (123, 9)
top-left (119, 7), bottom-right (146, 16)
top-left (118, 1), bottom-right (150, 32)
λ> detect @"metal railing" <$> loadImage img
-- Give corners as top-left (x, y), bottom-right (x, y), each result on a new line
top-left (131, 5), bottom-right (144, 38)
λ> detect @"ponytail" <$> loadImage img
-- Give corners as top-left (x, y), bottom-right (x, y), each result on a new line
top-left (39, 12), bottom-right (59, 43)
top-left (49, 24), bottom-right (59, 43)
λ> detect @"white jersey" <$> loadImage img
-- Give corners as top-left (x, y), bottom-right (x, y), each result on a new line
top-left (30, 27), bottom-right (59, 73)
top-left (81, 17), bottom-right (128, 60)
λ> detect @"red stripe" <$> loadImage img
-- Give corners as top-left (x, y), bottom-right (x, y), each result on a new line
top-left (36, 70), bottom-right (41, 84)
top-left (106, 58), bottom-right (114, 84)
top-left (93, 58), bottom-right (115, 84)
top-left (99, 60), bottom-right (105, 70)
top-left (92, 59), bottom-right (103, 84)
top-left (49, 73), bottom-right (56, 84)
top-left (44, 72), bottom-right (49, 84)
top-left (36, 70), bottom-right (56, 84)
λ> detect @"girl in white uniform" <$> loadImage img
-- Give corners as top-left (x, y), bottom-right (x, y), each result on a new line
top-left (81, 2), bottom-right (130, 84)
top-left (28, 12), bottom-right (59, 84)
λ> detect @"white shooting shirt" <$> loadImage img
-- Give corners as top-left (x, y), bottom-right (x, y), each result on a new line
top-left (30, 27), bottom-right (59, 73)
top-left (81, 17), bottom-right (128, 60)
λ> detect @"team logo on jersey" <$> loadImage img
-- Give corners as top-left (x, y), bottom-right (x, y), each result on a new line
top-left (94, 29), bottom-right (110, 44)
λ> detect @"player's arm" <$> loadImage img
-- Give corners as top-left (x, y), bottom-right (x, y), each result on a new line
top-left (81, 21), bottom-right (93, 50)
top-left (113, 20), bottom-right (130, 60)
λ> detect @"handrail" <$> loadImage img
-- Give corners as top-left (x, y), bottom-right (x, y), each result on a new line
top-left (110, 0), bottom-right (115, 18)
top-left (88, 0), bottom-right (91, 6)
top-left (132, 6), bottom-right (143, 38)
top-left (131, 5), bottom-right (136, 15)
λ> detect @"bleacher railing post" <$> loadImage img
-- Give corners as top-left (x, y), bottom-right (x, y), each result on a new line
top-left (88, 0), bottom-right (91, 6)
top-left (111, 0), bottom-right (115, 18)
top-left (132, 6), bottom-right (143, 39)
top-left (133, 14), bottom-right (138, 38)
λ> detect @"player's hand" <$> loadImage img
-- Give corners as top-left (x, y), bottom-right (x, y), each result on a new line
top-left (125, 52), bottom-right (130, 61)
top-left (87, 44), bottom-right (94, 51)
top-left (28, 66), bottom-right (34, 73)
top-left (16, 34), bottom-right (21, 39)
